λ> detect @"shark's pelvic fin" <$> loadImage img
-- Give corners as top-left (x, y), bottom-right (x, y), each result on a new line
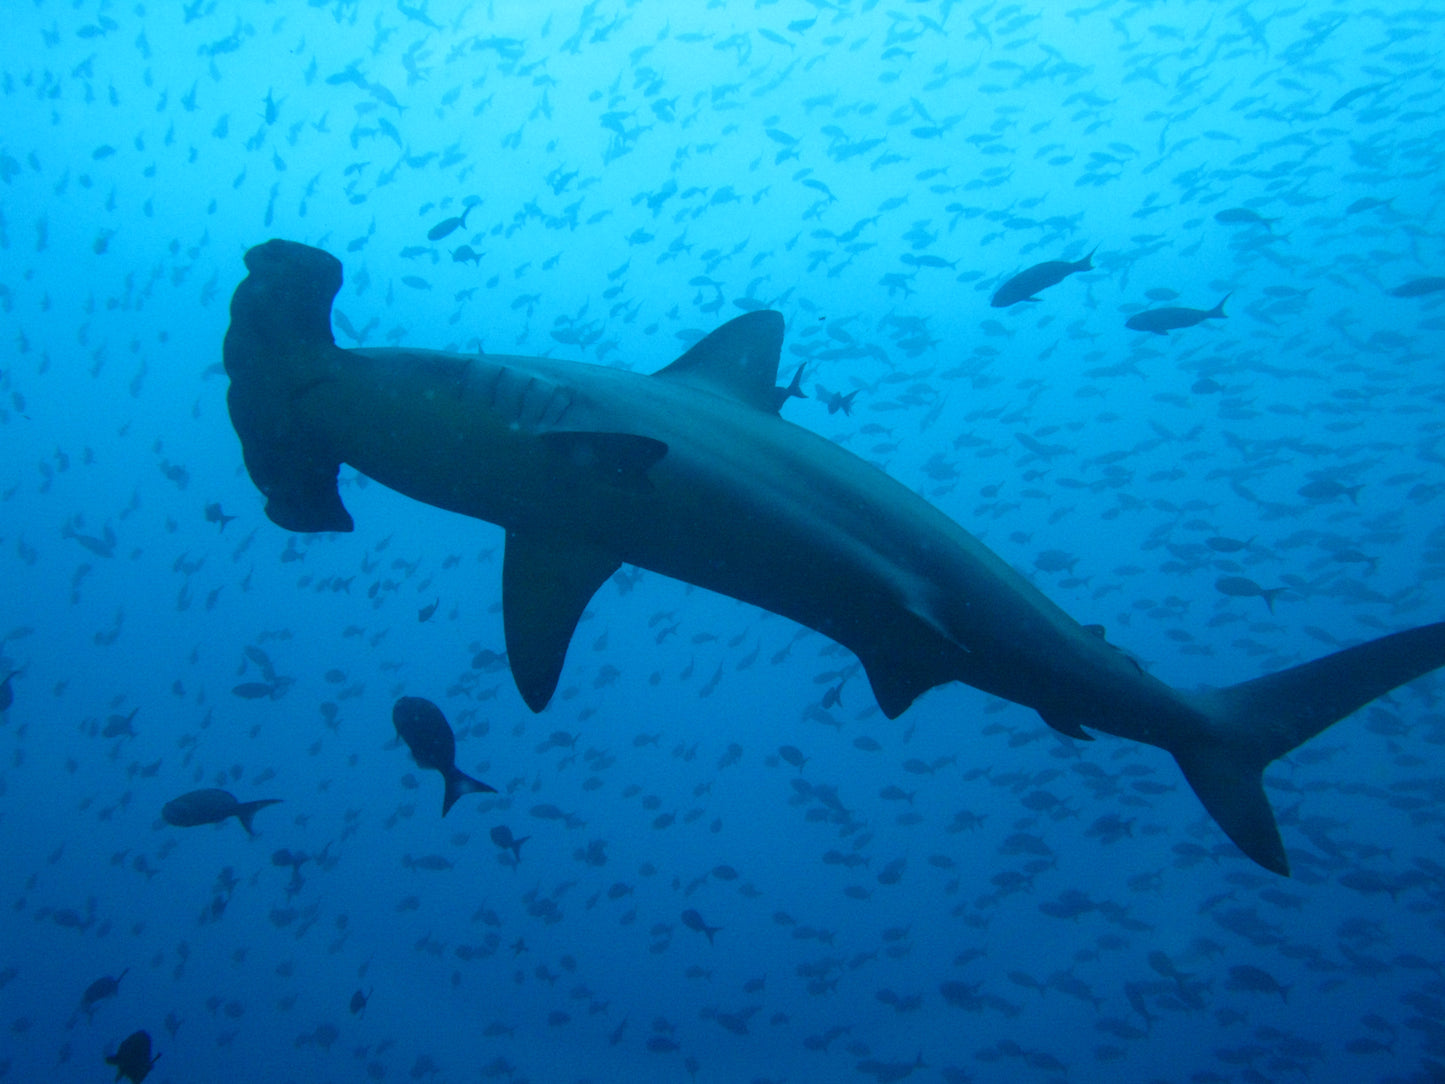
top-left (1181, 621), bottom-right (1445, 875)
top-left (503, 528), bottom-right (621, 712)
top-left (654, 310), bottom-right (787, 413)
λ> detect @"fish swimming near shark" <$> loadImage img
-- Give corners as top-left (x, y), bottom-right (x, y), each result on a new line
top-left (223, 239), bottom-right (1445, 876)
top-left (392, 695), bottom-right (496, 815)
top-left (990, 248), bottom-right (1095, 308)
top-left (1125, 294), bottom-right (1230, 335)
top-left (161, 788), bottom-right (281, 835)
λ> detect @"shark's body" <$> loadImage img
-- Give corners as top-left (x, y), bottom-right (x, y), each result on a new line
top-left (225, 240), bottom-right (1445, 875)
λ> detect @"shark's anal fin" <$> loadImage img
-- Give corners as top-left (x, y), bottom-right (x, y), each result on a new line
top-left (503, 529), bottom-right (620, 712)
top-left (654, 310), bottom-right (787, 413)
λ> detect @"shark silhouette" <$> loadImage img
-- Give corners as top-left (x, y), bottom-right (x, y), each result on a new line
top-left (224, 239), bottom-right (1445, 876)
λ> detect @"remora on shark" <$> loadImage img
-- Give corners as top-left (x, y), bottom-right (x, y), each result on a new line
top-left (224, 239), bottom-right (1445, 876)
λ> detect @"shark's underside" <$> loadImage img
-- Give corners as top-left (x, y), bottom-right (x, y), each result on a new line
top-left (224, 239), bottom-right (1445, 876)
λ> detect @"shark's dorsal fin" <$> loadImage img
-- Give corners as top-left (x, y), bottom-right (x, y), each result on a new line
top-left (655, 310), bottom-right (787, 413)
top-left (503, 529), bottom-right (620, 712)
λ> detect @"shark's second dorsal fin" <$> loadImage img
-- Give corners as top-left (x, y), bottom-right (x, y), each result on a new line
top-left (655, 310), bottom-right (787, 413)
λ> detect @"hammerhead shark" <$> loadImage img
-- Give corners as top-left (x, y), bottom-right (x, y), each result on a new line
top-left (224, 239), bottom-right (1445, 876)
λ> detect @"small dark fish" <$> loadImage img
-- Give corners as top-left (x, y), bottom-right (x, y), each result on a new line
top-left (1389, 277), bottom-right (1445, 298)
top-left (427, 201), bottom-right (476, 241)
top-left (1205, 536), bottom-right (1251, 554)
top-left (681, 908), bottom-right (722, 944)
top-left (1214, 207), bottom-right (1278, 231)
top-left (991, 247), bottom-right (1095, 307)
top-left (105, 1029), bottom-right (160, 1083)
top-left (778, 745), bottom-right (808, 771)
top-left (232, 681), bottom-right (275, 700)
top-left (81, 969), bottom-right (129, 1019)
top-left (161, 788), bottom-right (281, 835)
top-left (1214, 576), bottom-right (1287, 613)
top-left (1298, 479), bottom-right (1362, 505)
top-left (393, 696), bottom-right (496, 815)
top-left (204, 502), bottom-right (238, 530)
top-left (1126, 294), bottom-right (1229, 336)
top-left (814, 383), bottom-right (858, 415)
top-left (450, 244), bottom-right (483, 265)
top-left (1345, 196), bottom-right (1392, 215)
top-left (490, 824), bottom-right (529, 863)
top-left (0, 667), bottom-right (21, 712)
top-left (349, 987), bottom-right (372, 1015)
top-left (418, 598), bottom-right (439, 622)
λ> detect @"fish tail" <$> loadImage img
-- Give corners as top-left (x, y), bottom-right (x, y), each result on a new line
top-left (1176, 621), bottom-right (1445, 875)
top-left (234, 798), bottom-right (282, 836)
top-left (223, 239), bottom-right (354, 533)
top-left (1209, 292), bottom-right (1232, 319)
top-left (1077, 245), bottom-right (1098, 271)
top-left (1259, 586), bottom-right (1286, 613)
top-left (442, 767), bottom-right (497, 816)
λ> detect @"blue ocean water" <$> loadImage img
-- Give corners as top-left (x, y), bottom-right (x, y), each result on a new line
top-left (3, 1), bottom-right (1445, 1081)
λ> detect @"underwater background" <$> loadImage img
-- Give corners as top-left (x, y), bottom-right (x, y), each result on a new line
top-left (3, 1), bottom-right (1445, 1081)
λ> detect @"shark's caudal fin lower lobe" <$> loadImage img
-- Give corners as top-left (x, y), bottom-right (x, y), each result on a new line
top-left (223, 239), bottom-right (354, 533)
top-left (1180, 621), bottom-right (1445, 875)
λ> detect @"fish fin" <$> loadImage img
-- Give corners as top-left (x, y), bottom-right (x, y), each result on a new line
top-left (1178, 620), bottom-right (1445, 875)
top-left (538, 431), bottom-right (667, 492)
top-left (234, 798), bottom-right (282, 836)
top-left (856, 628), bottom-right (963, 719)
top-left (443, 767), bottom-right (497, 816)
top-left (503, 529), bottom-right (620, 711)
top-left (1041, 711), bottom-right (1095, 741)
top-left (654, 310), bottom-right (787, 413)
top-left (1210, 292), bottom-right (1232, 319)
top-left (223, 240), bottom-right (353, 532)
top-left (1173, 746), bottom-right (1282, 873)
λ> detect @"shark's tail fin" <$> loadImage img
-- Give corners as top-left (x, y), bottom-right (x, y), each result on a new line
top-left (223, 239), bottom-right (353, 533)
top-left (1178, 621), bottom-right (1445, 874)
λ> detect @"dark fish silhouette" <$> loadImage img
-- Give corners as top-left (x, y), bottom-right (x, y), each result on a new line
top-left (105, 1030), bottom-right (160, 1083)
top-left (1390, 276), bottom-right (1445, 298)
top-left (76, 969), bottom-right (129, 1024)
top-left (490, 824), bottom-right (529, 863)
top-left (426, 201), bottom-right (476, 241)
top-left (161, 788), bottom-right (281, 835)
top-left (681, 908), bottom-right (722, 944)
top-left (0, 667), bottom-right (20, 712)
top-left (990, 247), bottom-right (1095, 307)
top-left (392, 696), bottom-right (496, 815)
top-left (349, 987), bottom-right (372, 1015)
top-left (1126, 294), bottom-right (1230, 335)
top-left (204, 501), bottom-right (238, 530)
top-left (1215, 576), bottom-right (1287, 613)
top-left (1214, 207), bottom-right (1277, 231)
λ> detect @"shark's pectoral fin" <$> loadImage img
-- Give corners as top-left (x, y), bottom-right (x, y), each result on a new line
top-left (654, 310), bottom-right (788, 413)
top-left (503, 529), bottom-right (620, 712)
top-left (539, 431), bottom-right (668, 491)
